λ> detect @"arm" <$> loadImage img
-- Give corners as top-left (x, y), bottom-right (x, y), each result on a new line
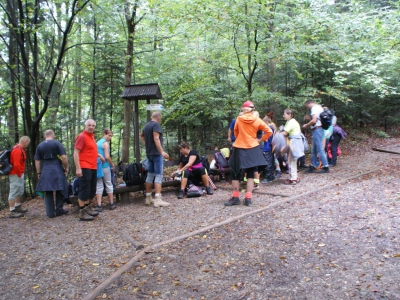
top-left (60, 154), bottom-right (69, 175)
top-left (153, 132), bottom-right (169, 159)
top-left (73, 148), bottom-right (82, 177)
top-left (179, 155), bottom-right (197, 172)
top-left (259, 122), bottom-right (273, 143)
top-left (102, 142), bottom-right (114, 169)
top-left (171, 162), bottom-right (184, 177)
top-left (227, 128), bottom-right (232, 142)
top-left (303, 114), bottom-right (317, 129)
top-left (35, 160), bottom-right (42, 178)
top-left (139, 131), bottom-right (145, 144)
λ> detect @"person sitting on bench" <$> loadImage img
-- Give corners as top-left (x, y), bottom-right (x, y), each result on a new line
top-left (171, 142), bottom-right (213, 199)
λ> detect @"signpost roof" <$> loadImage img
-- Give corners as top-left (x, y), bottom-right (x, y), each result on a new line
top-left (121, 83), bottom-right (162, 100)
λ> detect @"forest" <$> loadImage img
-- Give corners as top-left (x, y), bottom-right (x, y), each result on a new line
top-left (0, 0), bottom-right (399, 202)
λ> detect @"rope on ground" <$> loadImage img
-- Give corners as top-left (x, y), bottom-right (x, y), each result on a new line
top-left (82, 167), bottom-right (381, 300)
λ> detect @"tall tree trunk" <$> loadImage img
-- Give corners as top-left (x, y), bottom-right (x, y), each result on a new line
top-left (122, 1), bottom-right (142, 163)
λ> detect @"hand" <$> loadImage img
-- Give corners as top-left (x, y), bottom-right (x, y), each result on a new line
top-left (162, 151), bottom-right (169, 159)
top-left (227, 137), bottom-right (232, 142)
top-left (76, 168), bottom-right (82, 177)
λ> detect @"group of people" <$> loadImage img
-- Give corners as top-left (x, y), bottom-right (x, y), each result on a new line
top-left (7, 101), bottom-right (346, 218)
top-left (7, 120), bottom-right (117, 221)
top-left (224, 99), bottom-right (346, 207)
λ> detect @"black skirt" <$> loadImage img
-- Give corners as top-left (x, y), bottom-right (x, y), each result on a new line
top-left (229, 146), bottom-right (267, 178)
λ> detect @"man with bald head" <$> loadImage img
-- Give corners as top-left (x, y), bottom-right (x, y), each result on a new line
top-left (8, 136), bottom-right (30, 218)
top-left (74, 119), bottom-right (100, 221)
top-left (35, 130), bottom-right (69, 218)
top-left (139, 111), bottom-right (170, 207)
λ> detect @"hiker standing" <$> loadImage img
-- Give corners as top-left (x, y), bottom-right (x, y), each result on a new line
top-left (8, 136), bottom-right (30, 218)
top-left (139, 111), bottom-right (170, 207)
top-left (73, 119), bottom-right (100, 221)
top-left (34, 130), bottom-right (69, 218)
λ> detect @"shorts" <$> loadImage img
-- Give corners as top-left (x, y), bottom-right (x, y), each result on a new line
top-left (8, 174), bottom-right (25, 200)
top-left (78, 169), bottom-right (97, 201)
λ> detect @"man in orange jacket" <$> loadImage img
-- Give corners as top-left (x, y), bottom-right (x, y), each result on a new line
top-left (8, 136), bottom-right (30, 218)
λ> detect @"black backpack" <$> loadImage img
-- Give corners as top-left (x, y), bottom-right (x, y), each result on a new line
top-left (123, 162), bottom-right (145, 188)
top-left (200, 155), bottom-right (210, 174)
top-left (0, 148), bottom-right (13, 175)
top-left (320, 108), bottom-right (334, 130)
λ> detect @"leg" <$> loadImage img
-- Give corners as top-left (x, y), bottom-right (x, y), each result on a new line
top-left (9, 174), bottom-right (27, 217)
top-left (102, 168), bottom-right (115, 209)
top-left (289, 155), bottom-right (298, 181)
top-left (224, 169), bottom-right (241, 206)
top-left (95, 177), bottom-right (104, 207)
top-left (55, 191), bottom-right (68, 216)
top-left (314, 128), bottom-right (329, 167)
top-left (330, 134), bottom-right (341, 165)
top-left (153, 155), bottom-right (169, 207)
top-left (44, 191), bottom-right (56, 218)
top-left (244, 166), bottom-right (256, 206)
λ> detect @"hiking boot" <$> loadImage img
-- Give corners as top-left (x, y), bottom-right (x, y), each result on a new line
top-left (298, 165), bottom-right (306, 171)
top-left (304, 166), bottom-right (316, 173)
top-left (86, 206), bottom-right (99, 217)
top-left (145, 195), bottom-right (153, 206)
top-left (9, 210), bottom-right (24, 218)
top-left (224, 197), bottom-right (240, 206)
top-left (205, 186), bottom-right (213, 195)
top-left (109, 203), bottom-right (116, 210)
top-left (97, 205), bottom-right (103, 212)
top-left (253, 185), bottom-right (259, 190)
top-left (318, 167), bottom-right (330, 173)
top-left (153, 196), bottom-right (170, 207)
top-left (14, 205), bottom-right (28, 213)
top-left (244, 198), bottom-right (252, 206)
top-left (79, 208), bottom-right (94, 221)
top-left (55, 209), bottom-right (69, 216)
top-left (275, 171), bottom-right (282, 178)
top-left (261, 178), bottom-right (273, 183)
top-left (178, 189), bottom-right (185, 199)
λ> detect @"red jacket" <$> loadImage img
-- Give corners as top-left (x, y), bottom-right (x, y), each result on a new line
top-left (9, 145), bottom-right (27, 177)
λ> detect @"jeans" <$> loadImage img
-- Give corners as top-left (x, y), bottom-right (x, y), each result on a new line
top-left (146, 155), bottom-right (164, 184)
top-left (311, 127), bottom-right (328, 168)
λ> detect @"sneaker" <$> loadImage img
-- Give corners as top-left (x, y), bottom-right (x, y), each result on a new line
top-left (224, 197), bottom-right (240, 206)
top-left (244, 198), bottom-right (252, 206)
top-left (55, 209), bottom-right (69, 216)
top-left (205, 186), bottom-right (213, 195)
top-left (328, 163), bottom-right (336, 167)
top-left (109, 203), bottom-right (116, 210)
top-left (97, 205), bottom-right (103, 212)
top-left (153, 196), bottom-right (170, 207)
top-left (304, 166), bottom-right (316, 173)
top-left (275, 171), bottom-right (282, 178)
top-left (178, 189), bottom-right (185, 199)
top-left (261, 178), bottom-right (273, 184)
top-left (14, 205), bottom-right (28, 213)
top-left (253, 185), bottom-right (259, 190)
top-left (9, 210), bottom-right (24, 218)
top-left (79, 208), bottom-right (94, 221)
top-left (86, 206), bottom-right (99, 217)
top-left (145, 195), bottom-right (153, 206)
top-left (298, 165), bottom-right (306, 171)
top-left (318, 167), bottom-right (330, 173)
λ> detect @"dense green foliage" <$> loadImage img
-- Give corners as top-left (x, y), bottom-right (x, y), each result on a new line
top-left (0, 0), bottom-right (399, 198)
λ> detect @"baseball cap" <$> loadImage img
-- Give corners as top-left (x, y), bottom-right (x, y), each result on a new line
top-left (242, 101), bottom-right (254, 108)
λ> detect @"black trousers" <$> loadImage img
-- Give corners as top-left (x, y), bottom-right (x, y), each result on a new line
top-left (45, 191), bottom-right (64, 218)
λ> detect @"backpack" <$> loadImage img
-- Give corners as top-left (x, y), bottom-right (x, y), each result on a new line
top-left (186, 184), bottom-right (204, 198)
top-left (200, 155), bottom-right (210, 174)
top-left (123, 162), bottom-right (145, 188)
top-left (0, 148), bottom-right (13, 175)
top-left (214, 152), bottom-right (229, 169)
top-left (320, 108), bottom-right (334, 130)
top-left (72, 177), bottom-right (80, 196)
top-left (214, 151), bottom-right (229, 177)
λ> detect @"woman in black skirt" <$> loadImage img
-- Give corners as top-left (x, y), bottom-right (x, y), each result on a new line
top-left (225, 101), bottom-right (273, 206)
